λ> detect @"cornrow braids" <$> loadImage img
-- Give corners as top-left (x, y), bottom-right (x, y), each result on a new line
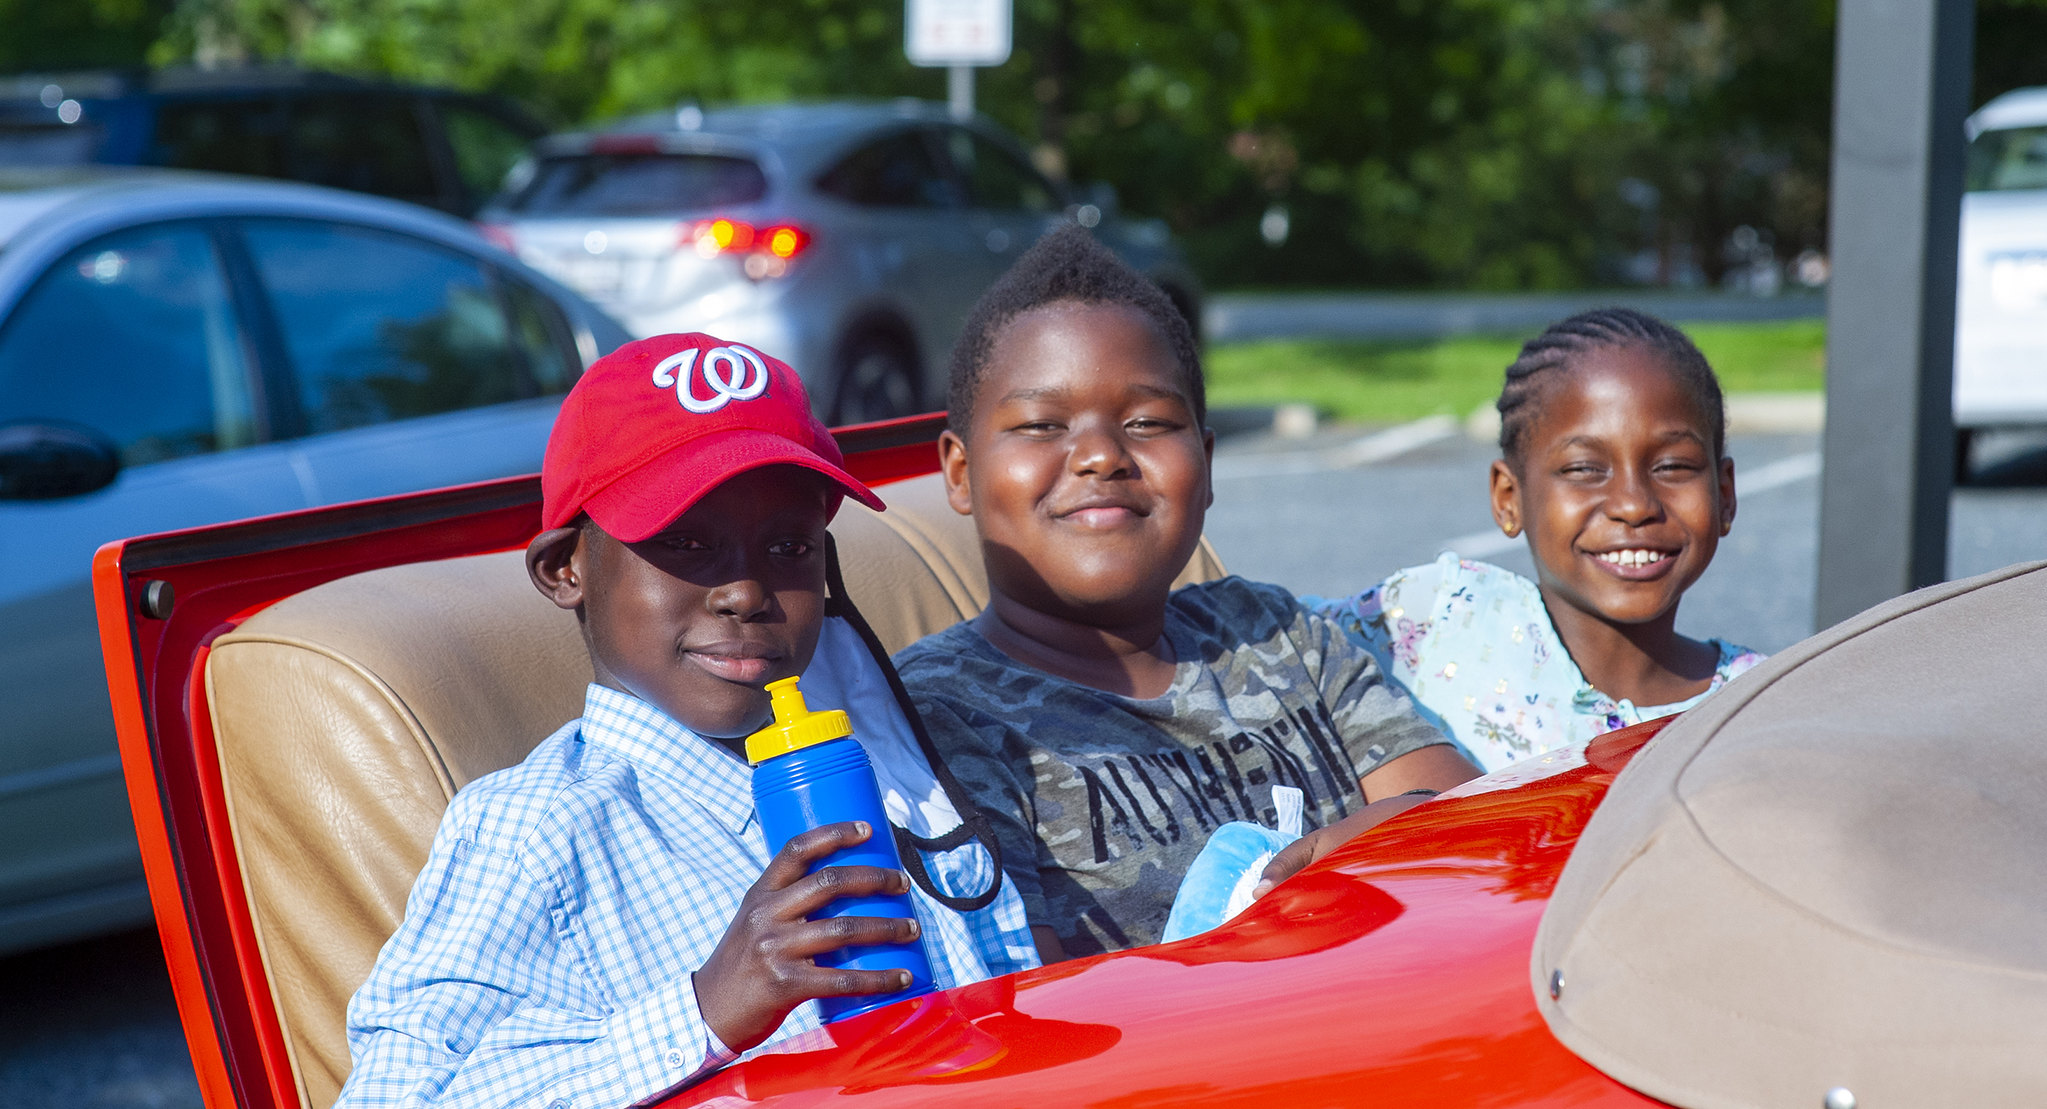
top-left (1495, 307), bottom-right (1726, 465)
top-left (947, 223), bottom-right (1203, 438)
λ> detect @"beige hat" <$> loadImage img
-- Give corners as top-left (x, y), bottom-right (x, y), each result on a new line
top-left (1532, 559), bottom-right (2047, 1109)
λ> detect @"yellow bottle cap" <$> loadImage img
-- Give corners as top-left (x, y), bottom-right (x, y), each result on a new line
top-left (745, 676), bottom-right (853, 764)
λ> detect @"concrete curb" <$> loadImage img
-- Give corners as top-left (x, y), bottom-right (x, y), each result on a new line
top-left (1212, 415), bottom-right (1460, 480)
top-left (1722, 393), bottom-right (1827, 435)
top-left (1206, 291), bottom-right (1825, 344)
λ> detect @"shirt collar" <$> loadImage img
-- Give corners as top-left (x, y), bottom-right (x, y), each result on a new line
top-left (577, 683), bottom-right (756, 835)
top-left (1569, 640), bottom-right (1739, 718)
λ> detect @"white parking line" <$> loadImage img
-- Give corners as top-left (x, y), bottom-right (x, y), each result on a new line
top-left (1213, 415), bottom-right (1460, 480)
top-left (1735, 450), bottom-right (1824, 494)
top-left (1436, 526), bottom-right (1523, 560)
top-left (1433, 451), bottom-right (1823, 559)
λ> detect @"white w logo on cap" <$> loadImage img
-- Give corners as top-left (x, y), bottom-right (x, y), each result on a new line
top-left (650, 345), bottom-right (770, 413)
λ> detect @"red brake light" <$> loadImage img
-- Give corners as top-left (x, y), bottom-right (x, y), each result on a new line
top-left (715, 219), bottom-right (753, 251)
top-left (686, 218), bottom-right (751, 257)
top-left (762, 225), bottom-right (808, 259)
top-left (680, 219), bottom-right (812, 276)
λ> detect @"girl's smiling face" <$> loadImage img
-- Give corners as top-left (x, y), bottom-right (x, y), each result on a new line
top-left (1492, 344), bottom-right (1737, 630)
top-left (940, 300), bottom-right (1212, 630)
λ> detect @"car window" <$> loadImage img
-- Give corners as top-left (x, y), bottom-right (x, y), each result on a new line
top-left (155, 97), bottom-right (287, 178)
top-left (943, 128), bottom-right (1059, 213)
top-left (238, 220), bottom-right (542, 434)
top-left (503, 276), bottom-right (580, 396)
top-left (500, 153), bottom-right (767, 216)
top-left (439, 103), bottom-right (536, 207)
top-left (814, 130), bottom-right (960, 208)
top-left (1967, 125), bottom-right (2047, 192)
top-left (283, 94), bottom-right (440, 206)
top-left (0, 223), bottom-right (257, 464)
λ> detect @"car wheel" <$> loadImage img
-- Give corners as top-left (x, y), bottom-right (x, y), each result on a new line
top-left (831, 331), bottom-right (920, 425)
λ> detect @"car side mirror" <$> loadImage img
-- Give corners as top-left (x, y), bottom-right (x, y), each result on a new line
top-left (0, 422), bottom-right (121, 499)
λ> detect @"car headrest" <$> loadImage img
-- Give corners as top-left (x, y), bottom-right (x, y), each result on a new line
top-left (1532, 559), bottom-right (2047, 1108)
top-left (201, 471), bottom-right (1224, 1109)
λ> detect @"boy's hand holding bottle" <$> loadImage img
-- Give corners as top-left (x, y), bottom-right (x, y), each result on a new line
top-left (697, 676), bottom-right (936, 1050)
top-left (694, 820), bottom-right (921, 1050)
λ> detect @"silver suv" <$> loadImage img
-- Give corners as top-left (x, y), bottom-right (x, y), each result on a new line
top-left (479, 100), bottom-right (1201, 423)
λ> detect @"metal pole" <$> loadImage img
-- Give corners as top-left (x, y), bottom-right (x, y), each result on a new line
top-left (1814, 0), bottom-right (1974, 630)
top-left (948, 64), bottom-right (974, 120)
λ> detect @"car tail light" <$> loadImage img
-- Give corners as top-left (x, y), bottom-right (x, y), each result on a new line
top-left (694, 218), bottom-right (755, 255)
top-left (680, 219), bottom-right (811, 278)
top-left (762, 226), bottom-right (808, 259)
top-left (478, 223), bottom-right (519, 254)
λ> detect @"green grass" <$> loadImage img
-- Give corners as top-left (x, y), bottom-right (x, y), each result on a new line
top-left (1206, 319), bottom-right (1826, 425)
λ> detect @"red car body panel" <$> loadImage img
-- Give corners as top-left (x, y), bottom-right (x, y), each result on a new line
top-left (680, 727), bottom-right (1664, 1107)
top-left (94, 410), bottom-right (1665, 1109)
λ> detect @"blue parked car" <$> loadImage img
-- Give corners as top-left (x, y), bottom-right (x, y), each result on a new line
top-left (0, 167), bottom-right (629, 953)
top-left (0, 68), bottom-right (545, 218)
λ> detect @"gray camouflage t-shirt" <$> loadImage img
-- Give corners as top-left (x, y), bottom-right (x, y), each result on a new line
top-left (894, 577), bottom-right (1448, 956)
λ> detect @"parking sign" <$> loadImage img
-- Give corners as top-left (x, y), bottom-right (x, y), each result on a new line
top-left (905, 0), bottom-right (1012, 67)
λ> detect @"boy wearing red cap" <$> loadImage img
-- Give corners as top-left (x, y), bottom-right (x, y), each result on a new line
top-left (337, 335), bottom-right (1036, 1109)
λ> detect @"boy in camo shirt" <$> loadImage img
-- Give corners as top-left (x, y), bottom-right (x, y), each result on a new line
top-left (893, 228), bottom-right (1482, 962)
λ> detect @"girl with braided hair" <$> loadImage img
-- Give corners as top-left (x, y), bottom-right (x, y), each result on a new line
top-left (1314, 308), bottom-right (1764, 773)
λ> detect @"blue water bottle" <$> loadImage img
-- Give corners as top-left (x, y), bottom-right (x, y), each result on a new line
top-left (747, 675), bottom-right (935, 1021)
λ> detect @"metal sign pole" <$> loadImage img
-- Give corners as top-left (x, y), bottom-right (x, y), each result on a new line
top-left (949, 64), bottom-right (974, 120)
top-left (1814, 0), bottom-right (1974, 629)
top-left (907, 0), bottom-right (1010, 111)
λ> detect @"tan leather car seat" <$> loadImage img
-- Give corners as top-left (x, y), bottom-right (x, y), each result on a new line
top-left (202, 472), bottom-right (1225, 1109)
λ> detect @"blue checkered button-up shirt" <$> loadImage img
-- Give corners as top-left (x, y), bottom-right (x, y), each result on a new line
top-left (336, 683), bottom-right (1038, 1109)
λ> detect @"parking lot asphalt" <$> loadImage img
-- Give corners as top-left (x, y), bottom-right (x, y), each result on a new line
top-left (6, 419), bottom-right (2043, 1108)
top-left (1206, 423), bottom-right (1825, 654)
top-left (0, 927), bottom-right (201, 1108)
top-left (1207, 421), bottom-right (2047, 654)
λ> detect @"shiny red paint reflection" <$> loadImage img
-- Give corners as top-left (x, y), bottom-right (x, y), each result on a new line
top-left (669, 719), bottom-right (1672, 1107)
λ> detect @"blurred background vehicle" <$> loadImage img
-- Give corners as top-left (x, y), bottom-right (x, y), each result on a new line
top-left (0, 68), bottom-right (545, 218)
top-left (0, 168), bottom-right (629, 954)
top-left (1956, 85), bottom-right (2047, 476)
top-left (479, 100), bottom-right (1202, 424)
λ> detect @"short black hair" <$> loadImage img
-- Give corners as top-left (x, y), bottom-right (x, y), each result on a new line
top-left (946, 224), bottom-right (1203, 437)
top-left (1496, 307), bottom-right (1725, 465)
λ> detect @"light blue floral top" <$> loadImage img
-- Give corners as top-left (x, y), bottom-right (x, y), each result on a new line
top-left (1310, 552), bottom-right (1765, 773)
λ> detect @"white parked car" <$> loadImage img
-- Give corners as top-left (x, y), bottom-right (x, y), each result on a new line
top-left (1956, 86), bottom-right (2047, 472)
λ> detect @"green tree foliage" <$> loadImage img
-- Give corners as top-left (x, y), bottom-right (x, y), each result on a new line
top-left (0, 0), bottom-right (168, 72)
top-left (1977, 0), bottom-right (2047, 104)
top-left (146, 0), bottom-right (931, 124)
top-left (1574, 0), bottom-right (1834, 285)
top-left (11, 1), bottom-right (2043, 289)
top-left (981, 0), bottom-right (1832, 288)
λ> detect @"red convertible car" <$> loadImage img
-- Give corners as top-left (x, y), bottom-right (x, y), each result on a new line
top-left (94, 413), bottom-right (2045, 1109)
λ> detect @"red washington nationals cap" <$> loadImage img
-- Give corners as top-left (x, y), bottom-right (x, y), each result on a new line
top-left (541, 333), bottom-right (885, 541)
